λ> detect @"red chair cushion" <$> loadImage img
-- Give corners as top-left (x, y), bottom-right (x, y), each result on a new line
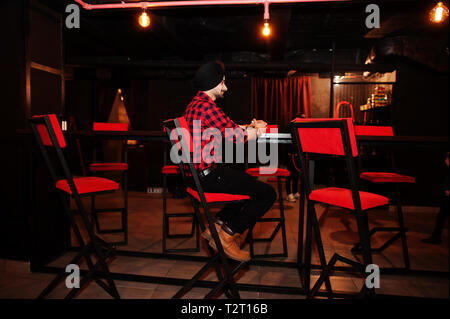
top-left (246, 167), bottom-right (290, 177)
top-left (360, 172), bottom-right (415, 184)
top-left (309, 187), bottom-right (389, 211)
top-left (162, 165), bottom-right (180, 174)
top-left (89, 163), bottom-right (128, 171)
top-left (56, 176), bottom-right (119, 195)
top-left (186, 187), bottom-right (249, 203)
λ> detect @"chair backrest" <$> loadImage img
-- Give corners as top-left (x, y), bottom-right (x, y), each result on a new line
top-left (32, 114), bottom-right (67, 148)
top-left (163, 117), bottom-right (207, 205)
top-left (292, 118), bottom-right (358, 157)
top-left (290, 118), bottom-right (363, 210)
top-left (92, 122), bottom-right (129, 163)
top-left (29, 114), bottom-right (78, 196)
top-left (93, 122), bottom-right (128, 131)
top-left (354, 125), bottom-right (394, 137)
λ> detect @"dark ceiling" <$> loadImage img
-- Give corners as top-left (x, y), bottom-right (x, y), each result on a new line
top-left (37, 0), bottom-right (449, 72)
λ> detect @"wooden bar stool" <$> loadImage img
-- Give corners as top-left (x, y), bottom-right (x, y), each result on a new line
top-left (30, 114), bottom-right (120, 299)
top-left (90, 122), bottom-right (129, 245)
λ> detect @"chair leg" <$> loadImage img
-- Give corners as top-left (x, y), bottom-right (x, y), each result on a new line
top-left (90, 171), bottom-right (128, 246)
top-left (248, 176), bottom-right (288, 258)
top-left (162, 173), bottom-right (168, 252)
top-left (394, 185), bottom-right (410, 270)
top-left (297, 186), bottom-right (306, 285)
top-left (172, 202), bottom-right (244, 299)
top-left (73, 195), bottom-right (120, 299)
top-left (303, 201), bottom-right (313, 293)
top-left (122, 170), bottom-right (128, 245)
top-left (355, 210), bottom-right (376, 298)
top-left (277, 177), bottom-right (288, 257)
top-left (39, 191), bottom-right (119, 299)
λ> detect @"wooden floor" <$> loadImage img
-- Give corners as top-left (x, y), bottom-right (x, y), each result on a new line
top-left (0, 182), bottom-right (448, 299)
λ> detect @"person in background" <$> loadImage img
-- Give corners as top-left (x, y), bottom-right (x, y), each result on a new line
top-left (283, 113), bottom-right (305, 202)
top-left (422, 152), bottom-right (449, 245)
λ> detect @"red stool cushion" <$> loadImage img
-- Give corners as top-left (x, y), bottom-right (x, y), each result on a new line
top-left (309, 187), bottom-right (389, 211)
top-left (360, 172), bottom-right (415, 184)
top-left (89, 163), bottom-right (128, 171)
top-left (186, 187), bottom-right (249, 203)
top-left (246, 167), bottom-right (290, 177)
top-left (56, 176), bottom-right (119, 195)
top-left (162, 165), bottom-right (180, 174)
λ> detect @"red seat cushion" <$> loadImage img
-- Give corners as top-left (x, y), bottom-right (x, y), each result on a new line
top-left (309, 187), bottom-right (389, 211)
top-left (162, 165), bottom-right (180, 174)
top-left (246, 167), bottom-right (290, 177)
top-left (89, 163), bottom-right (128, 171)
top-left (186, 187), bottom-right (249, 203)
top-left (56, 176), bottom-right (119, 195)
top-left (360, 172), bottom-right (415, 184)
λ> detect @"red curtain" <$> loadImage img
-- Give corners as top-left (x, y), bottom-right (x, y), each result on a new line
top-left (251, 76), bottom-right (312, 129)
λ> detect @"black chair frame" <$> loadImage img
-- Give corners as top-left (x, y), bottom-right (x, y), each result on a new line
top-left (246, 175), bottom-right (288, 258)
top-left (162, 161), bottom-right (200, 254)
top-left (355, 145), bottom-right (410, 270)
top-left (291, 119), bottom-right (377, 299)
top-left (29, 115), bottom-right (120, 299)
top-left (163, 118), bottom-right (248, 299)
top-left (90, 131), bottom-right (129, 246)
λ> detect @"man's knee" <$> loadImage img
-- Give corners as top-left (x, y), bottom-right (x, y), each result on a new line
top-left (261, 183), bottom-right (277, 205)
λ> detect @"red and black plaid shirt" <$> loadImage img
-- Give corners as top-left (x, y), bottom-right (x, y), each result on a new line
top-left (183, 91), bottom-right (247, 171)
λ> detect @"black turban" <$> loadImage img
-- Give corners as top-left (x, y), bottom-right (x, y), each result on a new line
top-left (192, 61), bottom-right (225, 91)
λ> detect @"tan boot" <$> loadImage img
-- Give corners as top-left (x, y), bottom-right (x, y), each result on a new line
top-left (208, 225), bottom-right (250, 262)
top-left (202, 225), bottom-right (244, 248)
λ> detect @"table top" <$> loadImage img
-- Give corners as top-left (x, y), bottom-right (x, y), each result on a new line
top-left (19, 129), bottom-right (448, 147)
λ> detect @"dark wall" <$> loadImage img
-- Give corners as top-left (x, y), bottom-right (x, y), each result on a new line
top-left (1, 0), bottom-right (67, 262)
top-left (390, 59), bottom-right (449, 206)
top-left (0, 0), bottom-right (30, 261)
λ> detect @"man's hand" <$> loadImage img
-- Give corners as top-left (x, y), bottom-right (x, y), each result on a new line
top-left (251, 119), bottom-right (267, 129)
top-left (246, 127), bottom-right (258, 141)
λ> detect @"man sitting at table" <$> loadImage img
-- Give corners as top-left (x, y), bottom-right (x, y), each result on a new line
top-left (183, 60), bottom-right (277, 262)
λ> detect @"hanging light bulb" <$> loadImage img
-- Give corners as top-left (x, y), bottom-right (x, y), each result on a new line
top-left (138, 9), bottom-right (150, 28)
top-left (262, 20), bottom-right (271, 37)
top-left (429, 2), bottom-right (449, 23)
top-left (261, 1), bottom-right (271, 37)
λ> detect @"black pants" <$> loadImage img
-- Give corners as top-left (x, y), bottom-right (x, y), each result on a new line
top-left (200, 165), bottom-right (277, 234)
top-left (285, 153), bottom-right (300, 195)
